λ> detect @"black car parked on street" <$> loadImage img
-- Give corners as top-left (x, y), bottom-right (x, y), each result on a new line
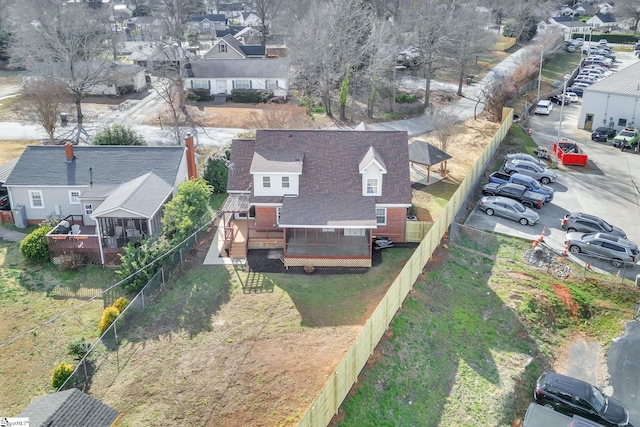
top-left (534, 372), bottom-right (629, 427)
top-left (591, 127), bottom-right (617, 142)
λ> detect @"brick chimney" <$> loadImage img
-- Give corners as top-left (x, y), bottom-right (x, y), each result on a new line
top-left (64, 141), bottom-right (75, 162)
top-left (184, 133), bottom-right (197, 179)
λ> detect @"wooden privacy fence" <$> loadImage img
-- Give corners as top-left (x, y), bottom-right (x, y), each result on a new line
top-left (298, 108), bottom-right (514, 427)
top-left (405, 220), bottom-right (432, 242)
top-left (492, 37), bottom-right (517, 51)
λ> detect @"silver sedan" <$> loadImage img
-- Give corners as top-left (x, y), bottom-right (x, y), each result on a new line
top-left (477, 196), bottom-right (540, 226)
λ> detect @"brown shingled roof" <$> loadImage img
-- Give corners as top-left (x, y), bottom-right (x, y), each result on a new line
top-left (227, 130), bottom-right (411, 222)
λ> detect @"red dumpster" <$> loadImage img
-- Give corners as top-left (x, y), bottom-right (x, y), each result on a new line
top-left (553, 139), bottom-right (588, 166)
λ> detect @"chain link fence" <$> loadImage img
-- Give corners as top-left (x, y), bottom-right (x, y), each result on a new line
top-left (58, 211), bottom-right (217, 392)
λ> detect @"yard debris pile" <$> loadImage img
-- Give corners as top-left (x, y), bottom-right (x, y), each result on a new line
top-left (523, 247), bottom-right (573, 279)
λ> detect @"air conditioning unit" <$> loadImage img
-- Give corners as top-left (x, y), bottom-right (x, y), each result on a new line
top-left (635, 274), bottom-right (640, 288)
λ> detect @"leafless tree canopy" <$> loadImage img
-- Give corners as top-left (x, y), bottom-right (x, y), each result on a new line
top-left (428, 112), bottom-right (459, 175)
top-left (24, 79), bottom-right (71, 144)
top-left (248, 104), bottom-right (314, 130)
top-left (616, 0), bottom-right (640, 30)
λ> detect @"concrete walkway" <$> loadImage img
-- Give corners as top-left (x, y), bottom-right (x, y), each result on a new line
top-left (0, 225), bottom-right (27, 242)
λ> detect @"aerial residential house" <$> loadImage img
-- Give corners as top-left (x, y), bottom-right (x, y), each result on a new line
top-left (597, 3), bottom-right (614, 14)
top-left (19, 388), bottom-right (118, 427)
top-left (586, 13), bottom-right (618, 28)
top-left (184, 58), bottom-right (288, 98)
top-left (188, 14), bottom-right (228, 34)
top-left (4, 137), bottom-right (198, 264)
top-left (208, 2), bottom-right (247, 19)
top-left (578, 61), bottom-right (640, 132)
top-left (221, 130), bottom-right (412, 268)
top-left (125, 16), bottom-right (164, 33)
top-left (201, 34), bottom-right (266, 59)
top-left (128, 44), bottom-right (194, 71)
top-left (237, 11), bottom-right (262, 27)
top-left (559, 3), bottom-right (586, 16)
top-left (548, 15), bottom-right (592, 35)
top-left (234, 26), bottom-right (263, 45)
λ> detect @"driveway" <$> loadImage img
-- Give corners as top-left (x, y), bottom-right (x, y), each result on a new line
top-left (464, 51), bottom-right (640, 426)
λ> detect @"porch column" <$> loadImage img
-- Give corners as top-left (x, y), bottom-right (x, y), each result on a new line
top-left (95, 220), bottom-right (105, 265)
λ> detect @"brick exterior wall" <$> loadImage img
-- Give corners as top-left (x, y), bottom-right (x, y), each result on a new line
top-left (254, 206), bottom-right (279, 230)
top-left (375, 207), bottom-right (406, 243)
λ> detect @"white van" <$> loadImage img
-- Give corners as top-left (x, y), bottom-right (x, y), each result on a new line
top-left (535, 100), bottom-right (553, 115)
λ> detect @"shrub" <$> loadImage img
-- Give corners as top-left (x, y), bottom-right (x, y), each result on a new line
top-left (98, 306), bottom-right (120, 335)
top-left (117, 236), bottom-right (171, 294)
top-left (20, 225), bottom-right (53, 262)
top-left (161, 178), bottom-right (212, 244)
top-left (395, 93), bottom-right (416, 104)
top-left (186, 90), bottom-right (201, 101)
top-left (203, 146), bottom-right (231, 193)
top-left (67, 338), bottom-right (92, 361)
top-left (58, 252), bottom-right (84, 271)
top-left (311, 106), bottom-right (326, 114)
top-left (51, 361), bottom-right (74, 389)
top-left (231, 88), bottom-right (272, 103)
top-left (112, 296), bottom-right (130, 314)
top-left (91, 124), bottom-right (146, 146)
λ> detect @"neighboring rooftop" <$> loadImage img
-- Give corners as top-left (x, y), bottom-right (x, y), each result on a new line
top-left (584, 61), bottom-right (640, 97)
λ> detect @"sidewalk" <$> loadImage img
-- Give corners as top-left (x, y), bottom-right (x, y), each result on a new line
top-left (0, 226), bottom-right (27, 242)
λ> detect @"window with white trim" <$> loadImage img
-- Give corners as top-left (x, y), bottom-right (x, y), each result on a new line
top-left (219, 43), bottom-right (227, 52)
top-left (84, 204), bottom-right (93, 215)
top-left (193, 80), bottom-right (209, 89)
top-left (366, 178), bottom-right (379, 195)
top-left (29, 190), bottom-right (44, 209)
top-left (69, 190), bottom-right (81, 204)
top-left (282, 176), bottom-right (289, 188)
top-left (276, 207), bottom-right (282, 225)
top-left (266, 80), bottom-right (279, 89)
top-left (263, 176), bottom-right (270, 188)
top-left (376, 208), bottom-right (387, 225)
top-left (235, 79), bottom-right (251, 89)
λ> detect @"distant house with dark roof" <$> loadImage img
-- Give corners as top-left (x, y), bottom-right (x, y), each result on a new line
top-left (4, 138), bottom-right (198, 264)
top-left (208, 2), bottom-right (246, 19)
top-left (184, 58), bottom-right (288, 98)
top-left (586, 13), bottom-right (618, 28)
top-left (201, 34), bottom-right (265, 59)
top-left (128, 44), bottom-right (194, 71)
top-left (221, 130), bottom-right (412, 267)
top-left (548, 15), bottom-right (592, 34)
top-left (578, 61), bottom-right (640, 132)
top-left (18, 388), bottom-right (118, 427)
top-left (237, 11), bottom-right (262, 27)
top-left (188, 13), bottom-right (227, 34)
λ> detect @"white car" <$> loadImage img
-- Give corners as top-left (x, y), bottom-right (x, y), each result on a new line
top-left (566, 92), bottom-right (579, 103)
top-left (534, 100), bottom-right (553, 115)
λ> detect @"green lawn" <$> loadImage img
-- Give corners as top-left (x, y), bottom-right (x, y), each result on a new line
top-left (338, 236), bottom-right (640, 426)
top-left (0, 238), bottom-right (119, 415)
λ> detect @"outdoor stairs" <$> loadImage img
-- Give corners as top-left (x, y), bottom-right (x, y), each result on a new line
top-left (229, 225), bottom-right (247, 259)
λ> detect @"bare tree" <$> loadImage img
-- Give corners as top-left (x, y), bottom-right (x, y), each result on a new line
top-left (361, 19), bottom-right (397, 118)
top-left (248, 104), bottom-right (314, 129)
top-left (402, 1), bottom-right (452, 111)
top-left (0, 0), bottom-right (13, 29)
top-left (279, 0), bottom-right (312, 21)
top-left (445, 5), bottom-right (493, 96)
top-left (504, 0), bottom-right (537, 43)
top-left (12, 0), bottom-right (115, 142)
top-left (428, 112), bottom-right (459, 176)
top-left (154, 76), bottom-right (191, 145)
top-left (253, 0), bottom-right (283, 45)
top-left (24, 79), bottom-right (71, 144)
top-left (616, 0), bottom-right (640, 30)
top-left (480, 74), bottom-right (516, 122)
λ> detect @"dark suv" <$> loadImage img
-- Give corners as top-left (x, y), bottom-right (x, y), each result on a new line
top-left (534, 372), bottom-right (629, 427)
top-left (561, 212), bottom-right (626, 238)
top-left (0, 188), bottom-right (9, 211)
top-left (591, 127), bottom-right (617, 142)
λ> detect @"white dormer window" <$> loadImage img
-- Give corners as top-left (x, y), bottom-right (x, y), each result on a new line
top-left (282, 176), bottom-right (289, 188)
top-left (366, 179), bottom-right (379, 195)
top-left (263, 176), bottom-right (270, 188)
top-left (69, 190), bottom-right (81, 204)
top-left (219, 43), bottom-right (227, 52)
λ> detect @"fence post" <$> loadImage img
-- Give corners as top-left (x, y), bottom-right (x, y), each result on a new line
top-left (161, 266), bottom-right (165, 285)
top-left (141, 288), bottom-right (145, 311)
top-left (179, 248), bottom-right (183, 264)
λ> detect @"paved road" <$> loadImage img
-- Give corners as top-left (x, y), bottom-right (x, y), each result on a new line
top-left (608, 320), bottom-right (640, 426)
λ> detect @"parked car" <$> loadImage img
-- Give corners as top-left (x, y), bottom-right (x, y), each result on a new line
top-left (567, 86), bottom-right (585, 96)
top-left (0, 193), bottom-right (9, 211)
top-left (561, 212), bottom-right (626, 237)
top-left (488, 171), bottom-right (554, 202)
top-left (612, 128), bottom-right (639, 150)
top-left (505, 152), bottom-right (549, 169)
top-left (477, 196), bottom-right (539, 225)
top-left (566, 91), bottom-right (579, 103)
top-left (504, 159), bottom-right (557, 184)
top-left (523, 403), bottom-right (606, 427)
top-left (565, 232), bottom-right (638, 267)
top-left (550, 94), bottom-right (571, 105)
top-left (566, 44), bottom-right (576, 52)
top-left (591, 127), bottom-right (617, 142)
top-left (535, 100), bottom-right (554, 115)
top-left (481, 182), bottom-right (547, 209)
top-left (534, 372), bottom-right (630, 427)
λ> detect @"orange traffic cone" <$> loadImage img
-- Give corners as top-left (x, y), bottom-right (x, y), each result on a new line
top-left (586, 263), bottom-right (591, 270)
top-left (562, 242), bottom-right (568, 256)
top-left (528, 127), bottom-right (532, 136)
top-left (532, 240), bottom-right (538, 249)
top-left (539, 226), bottom-right (547, 242)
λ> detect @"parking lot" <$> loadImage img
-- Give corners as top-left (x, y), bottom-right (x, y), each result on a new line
top-left (466, 51), bottom-right (640, 279)
top-left (464, 50), bottom-right (640, 425)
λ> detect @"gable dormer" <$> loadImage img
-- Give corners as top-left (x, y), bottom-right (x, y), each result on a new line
top-left (250, 150), bottom-right (303, 197)
top-left (359, 146), bottom-right (387, 196)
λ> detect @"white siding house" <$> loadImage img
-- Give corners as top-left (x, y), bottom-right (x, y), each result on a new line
top-left (577, 62), bottom-right (640, 131)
